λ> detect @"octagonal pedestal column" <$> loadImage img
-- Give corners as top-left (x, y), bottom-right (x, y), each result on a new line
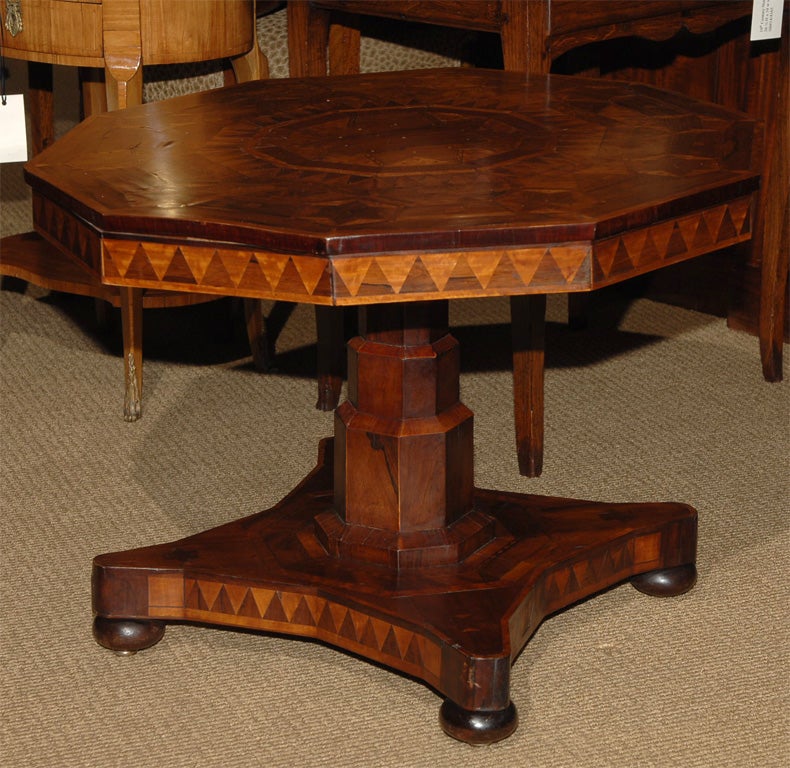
top-left (316, 301), bottom-right (496, 568)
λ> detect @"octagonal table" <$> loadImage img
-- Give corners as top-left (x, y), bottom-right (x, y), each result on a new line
top-left (24, 69), bottom-right (759, 744)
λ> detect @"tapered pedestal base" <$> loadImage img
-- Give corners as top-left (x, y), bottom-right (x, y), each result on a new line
top-left (93, 439), bottom-right (697, 744)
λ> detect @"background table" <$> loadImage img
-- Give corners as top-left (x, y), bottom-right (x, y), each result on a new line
top-left (288, 0), bottom-right (789, 475)
top-left (25, 68), bottom-right (759, 744)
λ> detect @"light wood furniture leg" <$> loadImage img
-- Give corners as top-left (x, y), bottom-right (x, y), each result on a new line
top-left (120, 287), bottom-right (143, 421)
top-left (101, 1), bottom-right (146, 418)
top-left (232, 34), bottom-right (271, 373)
top-left (109, 47), bottom-right (269, 413)
top-left (231, 36), bottom-right (269, 81)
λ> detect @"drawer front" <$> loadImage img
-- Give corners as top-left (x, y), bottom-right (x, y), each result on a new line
top-left (0, 0), bottom-right (103, 65)
top-left (139, 0), bottom-right (255, 64)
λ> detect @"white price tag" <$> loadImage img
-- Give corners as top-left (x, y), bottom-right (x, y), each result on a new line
top-left (0, 94), bottom-right (28, 163)
top-left (751, 0), bottom-right (784, 40)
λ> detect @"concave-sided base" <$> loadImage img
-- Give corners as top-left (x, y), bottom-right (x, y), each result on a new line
top-left (92, 439), bottom-right (697, 743)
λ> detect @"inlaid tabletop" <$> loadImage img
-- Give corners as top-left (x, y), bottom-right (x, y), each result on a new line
top-left (26, 68), bottom-right (759, 305)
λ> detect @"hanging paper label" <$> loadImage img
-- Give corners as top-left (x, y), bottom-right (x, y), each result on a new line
top-left (0, 94), bottom-right (28, 163)
top-left (751, 0), bottom-right (784, 40)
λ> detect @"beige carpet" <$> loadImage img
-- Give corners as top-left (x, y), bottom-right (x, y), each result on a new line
top-left (2, 260), bottom-right (788, 768)
top-left (1, 10), bottom-right (789, 768)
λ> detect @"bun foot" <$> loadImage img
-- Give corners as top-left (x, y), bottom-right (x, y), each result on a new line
top-left (93, 617), bottom-right (165, 655)
top-left (439, 700), bottom-right (518, 745)
top-left (631, 563), bottom-right (697, 597)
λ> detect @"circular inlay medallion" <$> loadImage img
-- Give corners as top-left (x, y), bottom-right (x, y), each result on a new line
top-left (247, 106), bottom-right (553, 175)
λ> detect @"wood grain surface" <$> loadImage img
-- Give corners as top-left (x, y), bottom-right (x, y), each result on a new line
top-left (26, 69), bottom-right (759, 305)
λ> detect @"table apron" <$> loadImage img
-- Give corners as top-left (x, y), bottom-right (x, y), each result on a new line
top-left (31, 192), bottom-right (754, 305)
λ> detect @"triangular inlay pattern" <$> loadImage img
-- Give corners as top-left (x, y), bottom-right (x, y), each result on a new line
top-left (162, 247), bottom-right (198, 284)
top-left (127, 244), bottom-right (160, 281)
top-left (170, 577), bottom-right (442, 679)
top-left (377, 255), bottom-right (418, 294)
top-left (91, 198), bottom-right (752, 302)
top-left (593, 199), bottom-right (752, 284)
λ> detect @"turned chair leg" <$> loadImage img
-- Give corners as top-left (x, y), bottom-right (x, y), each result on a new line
top-left (510, 294), bottom-right (546, 477)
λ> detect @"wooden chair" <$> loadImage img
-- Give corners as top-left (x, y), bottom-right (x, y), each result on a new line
top-left (0, 0), bottom-right (269, 420)
top-left (288, 0), bottom-right (788, 475)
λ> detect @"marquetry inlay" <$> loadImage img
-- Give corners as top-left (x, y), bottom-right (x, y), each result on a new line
top-left (147, 573), bottom-right (443, 687)
top-left (89, 198), bottom-right (753, 304)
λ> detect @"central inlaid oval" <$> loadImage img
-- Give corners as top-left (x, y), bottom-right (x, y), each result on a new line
top-left (247, 106), bottom-right (552, 175)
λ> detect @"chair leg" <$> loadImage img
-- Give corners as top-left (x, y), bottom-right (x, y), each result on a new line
top-left (243, 299), bottom-right (297, 372)
top-left (756, 32), bottom-right (789, 383)
top-left (27, 62), bottom-right (55, 155)
top-left (230, 37), bottom-right (269, 83)
top-left (328, 14), bottom-right (361, 75)
top-left (759, 200), bottom-right (789, 382)
top-left (510, 294), bottom-right (546, 477)
top-left (287, 0), bottom-right (331, 76)
top-left (120, 287), bottom-right (143, 422)
top-left (315, 305), bottom-right (345, 411)
top-left (243, 298), bottom-right (270, 371)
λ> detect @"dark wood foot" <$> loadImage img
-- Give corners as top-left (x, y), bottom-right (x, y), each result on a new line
top-left (631, 563), bottom-right (697, 596)
top-left (93, 616), bottom-right (165, 655)
top-left (439, 699), bottom-right (518, 745)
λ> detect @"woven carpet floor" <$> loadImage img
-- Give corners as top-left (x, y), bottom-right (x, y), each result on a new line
top-left (1, 22), bottom-right (788, 767)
